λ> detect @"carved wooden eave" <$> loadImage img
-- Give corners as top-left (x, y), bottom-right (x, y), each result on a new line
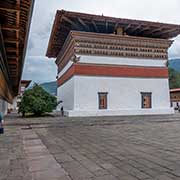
top-left (56, 31), bottom-right (172, 72)
top-left (0, 0), bottom-right (34, 102)
top-left (46, 10), bottom-right (180, 58)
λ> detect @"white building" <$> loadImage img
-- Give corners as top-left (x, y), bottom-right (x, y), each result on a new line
top-left (46, 10), bottom-right (180, 117)
top-left (8, 80), bottom-right (32, 112)
top-left (170, 88), bottom-right (180, 111)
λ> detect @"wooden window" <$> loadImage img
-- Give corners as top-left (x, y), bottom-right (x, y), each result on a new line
top-left (98, 92), bottom-right (108, 109)
top-left (141, 92), bottom-right (152, 108)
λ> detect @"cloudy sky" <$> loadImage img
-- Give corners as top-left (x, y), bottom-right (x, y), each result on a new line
top-left (22, 0), bottom-right (180, 83)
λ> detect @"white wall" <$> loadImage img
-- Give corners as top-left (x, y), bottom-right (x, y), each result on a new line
top-left (56, 55), bottom-right (172, 116)
top-left (65, 75), bottom-right (173, 116)
top-left (57, 77), bottom-right (74, 111)
top-left (78, 55), bottom-right (167, 67)
top-left (74, 76), bottom-right (170, 110)
top-left (8, 97), bottom-right (18, 110)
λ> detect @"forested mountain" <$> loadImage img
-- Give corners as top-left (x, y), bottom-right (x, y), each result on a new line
top-left (169, 59), bottom-right (180, 72)
top-left (169, 59), bottom-right (180, 89)
top-left (40, 81), bottom-right (57, 96)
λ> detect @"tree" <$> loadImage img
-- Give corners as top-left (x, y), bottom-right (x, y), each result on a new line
top-left (19, 84), bottom-right (57, 116)
top-left (168, 68), bottom-right (180, 89)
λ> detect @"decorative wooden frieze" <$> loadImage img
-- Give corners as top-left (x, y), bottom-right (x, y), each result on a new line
top-left (56, 31), bottom-right (172, 72)
top-left (73, 36), bottom-right (169, 59)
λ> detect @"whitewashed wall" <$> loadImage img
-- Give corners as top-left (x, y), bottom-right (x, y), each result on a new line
top-left (74, 76), bottom-right (170, 110)
top-left (64, 76), bottom-right (173, 116)
top-left (56, 55), bottom-right (172, 116)
top-left (78, 55), bottom-right (167, 67)
top-left (8, 97), bottom-right (18, 110)
top-left (57, 77), bottom-right (74, 111)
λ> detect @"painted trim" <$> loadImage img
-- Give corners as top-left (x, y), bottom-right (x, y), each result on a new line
top-left (57, 63), bottom-right (168, 87)
top-left (79, 55), bottom-right (167, 68)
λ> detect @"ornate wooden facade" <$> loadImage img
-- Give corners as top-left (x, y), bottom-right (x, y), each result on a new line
top-left (56, 31), bottom-right (172, 72)
top-left (0, 0), bottom-right (34, 102)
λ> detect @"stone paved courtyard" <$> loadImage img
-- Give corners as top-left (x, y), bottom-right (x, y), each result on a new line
top-left (1, 113), bottom-right (180, 180)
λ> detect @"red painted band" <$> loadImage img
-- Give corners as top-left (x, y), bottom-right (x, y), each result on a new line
top-left (57, 64), bottom-right (168, 87)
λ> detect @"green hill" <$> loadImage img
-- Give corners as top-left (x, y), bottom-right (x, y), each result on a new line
top-left (40, 81), bottom-right (57, 96)
top-left (168, 59), bottom-right (180, 89)
top-left (169, 58), bottom-right (180, 72)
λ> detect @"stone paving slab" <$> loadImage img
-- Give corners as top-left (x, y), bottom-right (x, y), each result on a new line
top-left (1, 113), bottom-right (180, 179)
top-left (22, 129), bottom-right (71, 180)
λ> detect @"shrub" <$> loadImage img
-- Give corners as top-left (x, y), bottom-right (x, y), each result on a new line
top-left (19, 84), bottom-right (57, 116)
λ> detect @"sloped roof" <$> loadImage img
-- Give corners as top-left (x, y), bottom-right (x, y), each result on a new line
top-left (47, 10), bottom-right (180, 58)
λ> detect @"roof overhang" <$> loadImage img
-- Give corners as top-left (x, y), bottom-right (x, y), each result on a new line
top-left (20, 80), bottom-right (31, 88)
top-left (170, 88), bottom-right (180, 93)
top-left (0, 0), bottom-right (34, 102)
top-left (46, 10), bottom-right (180, 58)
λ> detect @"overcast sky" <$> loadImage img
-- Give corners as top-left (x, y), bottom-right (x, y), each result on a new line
top-left (22, 0), bottom-right (180, 83)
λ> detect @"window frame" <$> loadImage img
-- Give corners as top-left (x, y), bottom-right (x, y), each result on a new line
top-left (141, 92), bottom-right (152, 109)
top-left (98, 92), bottom-right (108, 110)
